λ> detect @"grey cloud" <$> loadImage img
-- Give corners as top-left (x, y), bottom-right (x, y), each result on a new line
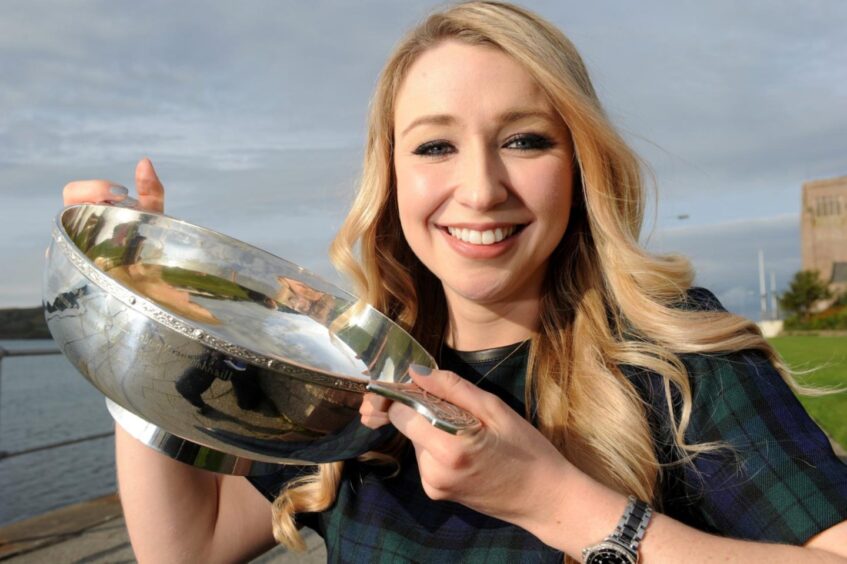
top-left (0, 0), bottom-right (435, 157)
top-left (1, 0), bottom-right (845, 309)
top-left (647, 214), bottom-right (800, 320)
top-left (560, 2), bottom-right (847, 224)
top-left (0, 147), bottom-right (360, 306)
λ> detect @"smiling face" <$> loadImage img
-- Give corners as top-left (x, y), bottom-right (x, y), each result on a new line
top-left (393, 40), bottom-right (574, 314)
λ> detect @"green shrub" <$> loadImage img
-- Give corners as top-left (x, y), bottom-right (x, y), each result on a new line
top-left (784, 306), bottom-right (847, 330)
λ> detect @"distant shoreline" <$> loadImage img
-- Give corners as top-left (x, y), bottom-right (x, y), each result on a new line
top-left (0, 306), bottom-right (51, 339)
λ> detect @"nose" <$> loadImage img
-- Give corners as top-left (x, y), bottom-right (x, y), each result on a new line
top-left (453, 143), bottom-right (509, 210)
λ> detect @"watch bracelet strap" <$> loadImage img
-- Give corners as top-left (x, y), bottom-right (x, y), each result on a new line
top-left (608, 495), bottom-right (653, 553)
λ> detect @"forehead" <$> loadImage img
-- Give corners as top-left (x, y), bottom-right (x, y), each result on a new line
top-left (394, 40), bottom-right (549, 125)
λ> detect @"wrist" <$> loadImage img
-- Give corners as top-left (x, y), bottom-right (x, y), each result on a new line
top-left (582, 496), bottom-right (653, 563)
top-left (522, 464), bottom-right (631, 557)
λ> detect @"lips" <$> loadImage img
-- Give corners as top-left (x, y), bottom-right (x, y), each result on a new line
top-left (445, 225), bottom-right (522, 246)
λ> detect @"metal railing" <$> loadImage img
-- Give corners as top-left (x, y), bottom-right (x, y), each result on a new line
top-left (0, 346), bottom-right (114, 461)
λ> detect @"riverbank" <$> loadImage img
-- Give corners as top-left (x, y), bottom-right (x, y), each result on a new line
top-left (0, 493), bottom-right (325, 563)
top-left (0, 308), bottom-right (49, 340)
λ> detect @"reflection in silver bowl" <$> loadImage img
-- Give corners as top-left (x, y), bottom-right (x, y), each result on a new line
top-left (43, 204), bottom-right (478, 475)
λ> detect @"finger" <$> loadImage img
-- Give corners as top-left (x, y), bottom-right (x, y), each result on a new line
top-left (361, 392), bottom-right (392, 413)
top-left (389, 401), bottom-right (481, 472)
top-left (135, 157), bottom-right (165, 213)
top-left (388, 400), bottom-right (464, 455)
top-left (62, 180), bottom-right (128, 206)
top-left (387, 400), bottom-right (420, 436)
top-left (411, 448), bottom-right (449, 501)
top-left (359, 392), bottom-right (392, 430)
top-left (408, 364), bottom-right (498, 419)
top-left (389, 423), bottom-right (449, 500)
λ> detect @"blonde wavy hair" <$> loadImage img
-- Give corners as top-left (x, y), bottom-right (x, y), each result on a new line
top-left (271, 0), bottom-right (794, 551)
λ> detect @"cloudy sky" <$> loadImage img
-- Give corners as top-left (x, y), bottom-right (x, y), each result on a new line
top-left (2, 0), bottom-right (845, 321)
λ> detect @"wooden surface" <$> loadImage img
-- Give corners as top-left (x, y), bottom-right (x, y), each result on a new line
top-left (0, 494), bottom-right (325, 563)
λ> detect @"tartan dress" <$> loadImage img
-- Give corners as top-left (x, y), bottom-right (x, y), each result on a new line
top-left (249, 289), bottom-right (847, 563)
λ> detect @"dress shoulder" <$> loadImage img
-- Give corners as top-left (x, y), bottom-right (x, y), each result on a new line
top-left (628, 287), bottom-right (847, 544)
top-left (670, 350), bottom-right (847, 543)
top-left (676, 286), bottom-right (727, 313)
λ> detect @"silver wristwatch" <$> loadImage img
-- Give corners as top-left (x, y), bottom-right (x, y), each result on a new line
top-left (581, 496), bottom-right (653, 564)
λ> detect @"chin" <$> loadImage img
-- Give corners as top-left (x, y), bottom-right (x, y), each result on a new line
top-left (443, 277), bottom-right (512, 305)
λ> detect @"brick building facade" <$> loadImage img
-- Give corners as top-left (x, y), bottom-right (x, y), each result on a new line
top-left (801, 175), bottom-right (847, 291)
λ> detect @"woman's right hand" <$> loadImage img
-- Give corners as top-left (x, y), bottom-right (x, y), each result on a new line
top-left (66, 158), bottom-right (277, 562)
top-left (62, 157), bottom-right (165, 213)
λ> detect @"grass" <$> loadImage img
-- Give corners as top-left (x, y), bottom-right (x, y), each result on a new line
top-left (159, 266), bottom-right (252, 301)
top-left (768, 336), bottom-right (847, 449)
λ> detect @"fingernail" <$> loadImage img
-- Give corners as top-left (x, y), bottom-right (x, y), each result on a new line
top-left (141, 158), bottom-right (160, 179)
top-left (109, 184), bottom-right (128, 196)
top-left (410, 363), bottom-right (432, 376)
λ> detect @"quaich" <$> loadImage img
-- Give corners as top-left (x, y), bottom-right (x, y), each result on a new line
top-left (43, 203), bottom-right (478, 475)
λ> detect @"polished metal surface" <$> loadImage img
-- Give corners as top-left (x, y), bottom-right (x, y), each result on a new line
top-left (44, 204), bottom-right (479, 474)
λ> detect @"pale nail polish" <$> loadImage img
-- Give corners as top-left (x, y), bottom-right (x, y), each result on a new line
top-left (109, 185), bottom-right (128, 196)
top-left (410, 363), bottom-right (432, 376)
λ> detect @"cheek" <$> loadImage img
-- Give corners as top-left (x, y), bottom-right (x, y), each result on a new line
top-left (546, 183), bottom-right (573, 230)
top-left (395, 161), bottom-right (453, 224)
top-left (395, 165), bottom-right (429, 252)
top-left (394, 172), bottom-right (418, 243)
top-left (516, 162), bottom-right (574, 232)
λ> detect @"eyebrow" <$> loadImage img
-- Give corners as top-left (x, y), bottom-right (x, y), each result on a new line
top-left (399, 109), bottom-right (556, 137)
top-left (498, 109), bottom-right (556, 125)
top-left (399, 114), bottom-right (456, 137)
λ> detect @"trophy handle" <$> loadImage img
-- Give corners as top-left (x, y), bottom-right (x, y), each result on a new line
top-left (365, 381), bottom-right (480, 435)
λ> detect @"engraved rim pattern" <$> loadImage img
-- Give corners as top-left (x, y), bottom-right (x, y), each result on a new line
top-left (51, 224), bottom-right (337, 377)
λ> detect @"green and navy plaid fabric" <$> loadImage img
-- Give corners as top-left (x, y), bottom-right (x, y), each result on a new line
top-left (649, 351), bottom-right (847, 544)
top-left (249, 289), bottom-right (847, 562)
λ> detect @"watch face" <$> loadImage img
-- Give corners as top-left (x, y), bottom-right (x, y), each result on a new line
top-left (584, 544), bottom-right (636, 564)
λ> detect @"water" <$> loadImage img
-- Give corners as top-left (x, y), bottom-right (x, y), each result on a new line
top-left (0, 339), bottom-right (116, 526)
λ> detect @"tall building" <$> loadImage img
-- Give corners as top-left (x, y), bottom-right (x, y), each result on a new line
top-left (801, 175), bottom-right (847, 291)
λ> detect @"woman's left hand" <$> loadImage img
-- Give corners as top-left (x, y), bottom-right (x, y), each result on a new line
top-left (362, 369), bottom-right (847, 561)
top-left (377, 366), bottom-right (576, 530)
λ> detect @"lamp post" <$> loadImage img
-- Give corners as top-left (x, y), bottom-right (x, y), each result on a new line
top-left (770, 271), bottom-right (779, 320)
top-left (759, 250), bottom-right (767, 321)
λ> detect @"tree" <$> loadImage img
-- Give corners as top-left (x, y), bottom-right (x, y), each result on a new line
top-left (779, 270), bottom-right (832, 322)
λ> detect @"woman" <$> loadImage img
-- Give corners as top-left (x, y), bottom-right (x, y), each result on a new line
top-left (63, 2), bottom-right (847, 562)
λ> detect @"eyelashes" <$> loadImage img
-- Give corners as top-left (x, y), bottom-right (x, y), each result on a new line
top-left (503, 133), bottom-right (555, 151)
top-left (412, 140), bottom-right (455, 157)
top-left (411, 133), bottom-right (556, 158)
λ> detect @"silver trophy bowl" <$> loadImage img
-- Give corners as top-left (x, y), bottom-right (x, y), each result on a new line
top-left (43, 204), bottom-right (478, 475)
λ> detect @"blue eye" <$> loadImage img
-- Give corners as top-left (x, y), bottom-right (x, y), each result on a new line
top-left (412, 140), bottom-right (455, 157)
top-left (504, 133), bottom-right (555, 151)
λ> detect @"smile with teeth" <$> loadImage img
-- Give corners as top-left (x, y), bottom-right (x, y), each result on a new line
top-left (446, 225), bottom-right (520, 245)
